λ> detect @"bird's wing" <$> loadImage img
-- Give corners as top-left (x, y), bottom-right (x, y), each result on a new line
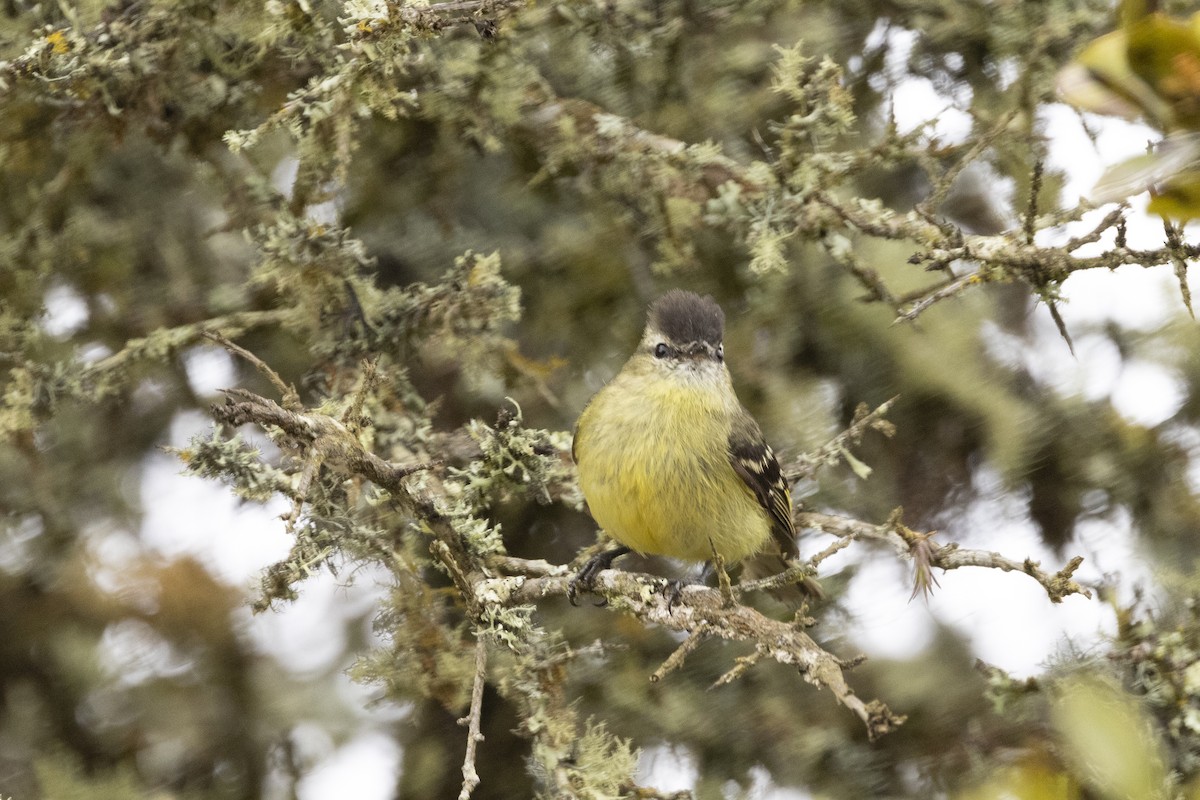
top-left (728, 410), bottom-right (797, 561)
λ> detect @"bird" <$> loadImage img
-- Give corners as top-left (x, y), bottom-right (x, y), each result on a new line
top-left (570, 289), bottom-right (814, 603)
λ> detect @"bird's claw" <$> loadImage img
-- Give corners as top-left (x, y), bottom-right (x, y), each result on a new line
top-left (567, 573), bottom-right (608, 607)
top-left (662, 579), bottom-right (686, 611)
top-left (568, 545), bottom-right (631, 606)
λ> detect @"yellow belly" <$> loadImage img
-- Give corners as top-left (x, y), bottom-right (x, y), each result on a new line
top-left (573, 375), bottom-right (771, 563)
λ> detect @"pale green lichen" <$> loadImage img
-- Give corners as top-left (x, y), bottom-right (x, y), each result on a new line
top-left (453, 514), bottom-right (507, 559)
top-left (445, 400), bottom-right (572, 516)
top-left (172, 431), bottom-right (290, 502)
top-left (480, 603), bottom-right (540, 652)
top-left (351, 580), bottom-right (475, 712)
top-left (539, 720), bottom-right (639, 800)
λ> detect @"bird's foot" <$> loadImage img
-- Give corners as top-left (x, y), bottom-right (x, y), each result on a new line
top-left (568, 545), bottom-right (631, 606)
top-left (662, 578), bottom-right (689, 611)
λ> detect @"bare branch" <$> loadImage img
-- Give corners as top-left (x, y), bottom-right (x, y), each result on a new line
top-left (651, 626), bottom-right (709, 683)
top-left (1045, 299), bottom-right (1077, 355)
top-left (1164, 218), bottom-right (1195, 318)
top-left (457, 635), bottom-right (488, 800)
top-left (1063, 206), bottom-right (1125, 252)
top-left (801, 511), bottom-right (1092, 603)
top-left (895, 270), bottom-right (988, 322)
top-left (920, 110), bottom-right (1021, 218)
top-left (201, 330), bottom-right (299, 410)
top-left (787, 397), bottom-right (898, 480)
top-left (81, 309), bottom-right (291, 399)
top-left (711, 648), bottom-right (765, 689)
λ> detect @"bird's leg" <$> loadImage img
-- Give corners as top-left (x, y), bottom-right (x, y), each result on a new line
top-left (708, 547), bottom-right (736, 607)
top-left (662, 548), bottom-right (737, 611)
top-left (663, 558), bottom-right (717, 610)
top-left (568, 545), bottom-right (632, 606)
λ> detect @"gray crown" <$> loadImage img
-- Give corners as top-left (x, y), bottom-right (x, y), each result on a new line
top-left (648, 290), bottom-right (725, 347)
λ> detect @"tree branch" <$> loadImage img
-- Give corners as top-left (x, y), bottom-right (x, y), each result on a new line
top-left (212, 389), bottom-right (436, 492)
top-left (483, 568), bottom-right (906, 741)
top-left (203, 386), bottom-right (1090, 746)
top-left (787, 397), bottom-right (898, 480)
top-left (515, 92), bottom-right (1199, 318)
top-left (80, 309), bottom-right (292, 399)
top-left (457, 634), bottom-right (488, 800)
top-left (801, 511), bottom-right (1092, 603)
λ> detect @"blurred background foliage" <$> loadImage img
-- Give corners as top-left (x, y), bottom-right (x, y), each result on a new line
top-left (4, 0), bottom-right (1200, 797)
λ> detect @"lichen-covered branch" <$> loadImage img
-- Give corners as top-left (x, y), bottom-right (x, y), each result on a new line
top-left (348, 0), bottom-right (528, 40)
top-left (484, 566), bottom-right (905, 741)
top-left (80, 310), bottom-right (292, 399)
top-left (212, 388), bottom-right (435, 493)
top-left (514, 88), bottom-right (1198, 316)
top-left (201, 383), bottom-right (1090, 746)
top-left (203, 385), bottom-right (902, 738)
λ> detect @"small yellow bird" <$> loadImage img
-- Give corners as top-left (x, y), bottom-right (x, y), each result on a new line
top-left (571, 290), bottom-right (805, 600)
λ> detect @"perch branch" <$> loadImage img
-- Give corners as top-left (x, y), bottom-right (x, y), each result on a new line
top-left (207, 387), bottom-right (1091, 742)
top-left (483, 569), bottom-right (905, 741)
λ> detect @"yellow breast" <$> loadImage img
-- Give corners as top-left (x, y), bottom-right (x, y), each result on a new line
top-left (573, 370), bottom-right (772, 563)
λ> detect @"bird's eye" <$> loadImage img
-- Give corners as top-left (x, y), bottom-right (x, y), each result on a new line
top-left (654, 343), bottom-right (670, 358)
top-left (716, 345), bottom-right (724, 362)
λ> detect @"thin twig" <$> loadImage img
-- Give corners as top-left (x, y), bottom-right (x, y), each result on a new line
top-left (711, 648), bottom-right (764, 689)
top-left (1045, 300), bottom-right (1076, 355)
top-left (734, 560), bottom-right (822, 598)
top-left (921, 109), bottom-right (1021, 217)
top-left (1164, 217), bottom-right (1194, 318)
top-left (1024, 159), bottom-right (1043, 246)
top-left (895, 271), bottom-right (984, 322)
top-left (458, 634), bottom-right (488, 800)
top-left (712, 552), bottom-right (735, 607)
top-left (808, 535), bottom-right (854, 568)
top-left (652, 626), bottom-right (708, 683)
top-left (202, 330), bottom-right (300, 410)
top-left (1063, 206), bottom-right (1124, 252)
top-left (342, 358), bottom-right (380, 430)
top-left (787, 396), bottom-right (898, 480)
top-left (283, 456), bottom-right (322, 535)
